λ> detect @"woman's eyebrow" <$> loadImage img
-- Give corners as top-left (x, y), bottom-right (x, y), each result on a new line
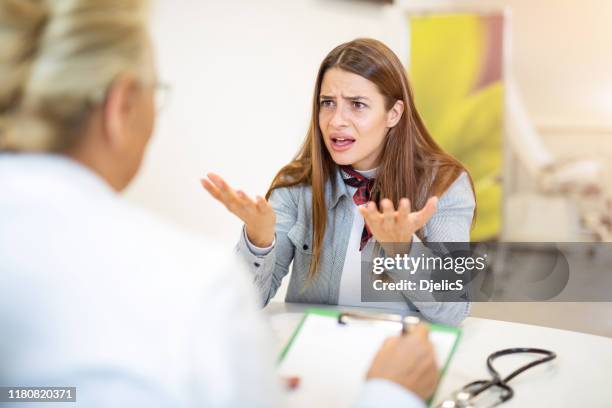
top-left (318, 95), bottom-right (370, 101)
top-left (344, 95), bottom-right (370, 102)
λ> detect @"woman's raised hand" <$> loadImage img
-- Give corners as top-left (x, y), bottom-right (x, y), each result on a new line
top-left (358, 196), bottom-right (438, 246)
top-left (201, 173), bottom-right (276, 247)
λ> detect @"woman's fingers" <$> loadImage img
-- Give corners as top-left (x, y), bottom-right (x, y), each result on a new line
top-left (380, 199), bottom-right (395, 230)
top-left (207, 173), bottom-right (265, 212)
top-left (205, 173), bottom-right (238, 204)
top-left (200, 178), bottom-right (223, 202)
top-left (397, 198), bottom-right (411, 223)
top-left (360, 201), bottom-right (393, 236)
top-left (357, 197), bottom-right (439, 244)
top-left (202, 174), bottom-right (275, 243)
top-left (202, 173), bottom-right (262, 217)
top-left (236, 189), bottom-right (257, 207)
top-left (359, 202), bottom-right (381, 232)
top-left (206, 172), bottom-right (229, 190)
top-left (412, 196), bottom-right (438, 230)
top-left (358, 206), bottom-right (370, 224)
top-left (255, 195), bottom-right (270, 212)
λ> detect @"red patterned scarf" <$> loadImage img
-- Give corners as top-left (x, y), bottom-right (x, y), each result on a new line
top-left (340, 165), bottom-right (375, 251)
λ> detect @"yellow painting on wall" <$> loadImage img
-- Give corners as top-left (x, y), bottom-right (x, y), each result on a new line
top-left (409, 13), bottom-right (504, 240)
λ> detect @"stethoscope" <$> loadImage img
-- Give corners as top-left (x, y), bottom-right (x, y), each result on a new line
top-left (436, 347), bottom-right (557, 408)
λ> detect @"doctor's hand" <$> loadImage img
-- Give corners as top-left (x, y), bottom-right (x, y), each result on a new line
top-left (201, 173), bottom-right (276, 247)
top-left (366, 324), bottom-right (438, 401)
top-left (358, 197), bottom-right (438, 246)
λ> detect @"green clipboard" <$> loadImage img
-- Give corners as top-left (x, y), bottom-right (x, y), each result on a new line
top-left (278, 308), bottom-right (462, 407)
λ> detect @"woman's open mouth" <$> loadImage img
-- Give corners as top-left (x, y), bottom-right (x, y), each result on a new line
top-left (330, 136), bottom-right (355, 152)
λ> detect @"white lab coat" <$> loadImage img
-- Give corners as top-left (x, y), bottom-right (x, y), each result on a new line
top-left (0, 153), bottom-right (424, 408)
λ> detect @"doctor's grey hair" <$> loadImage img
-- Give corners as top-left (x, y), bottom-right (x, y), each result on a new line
top-left (0, 0), bottom-right (152, 152)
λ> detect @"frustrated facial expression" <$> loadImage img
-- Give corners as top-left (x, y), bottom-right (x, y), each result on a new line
top-left (318, 68), bottom-right (403, 170)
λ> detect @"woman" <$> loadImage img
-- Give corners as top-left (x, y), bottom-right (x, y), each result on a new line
top-left (203, 38), bottom-right (475, 326)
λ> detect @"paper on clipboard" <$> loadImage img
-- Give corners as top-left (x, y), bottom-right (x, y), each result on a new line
top-left (277, 309), bottom-right (461, 408)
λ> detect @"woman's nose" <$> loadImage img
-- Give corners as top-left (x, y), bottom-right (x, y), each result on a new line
top-left (329, 104), bottom-right (348, 128)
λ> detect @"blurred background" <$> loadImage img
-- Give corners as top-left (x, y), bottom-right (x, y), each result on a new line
top-left (124, 0), bottom-right (612, 336)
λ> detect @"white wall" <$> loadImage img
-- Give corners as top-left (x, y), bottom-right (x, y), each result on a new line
top-left (501, 0), bottom-right (612, 128)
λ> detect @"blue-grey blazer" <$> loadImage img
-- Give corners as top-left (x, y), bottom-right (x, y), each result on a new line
top-left (236, 168), bottom-right (475, 326)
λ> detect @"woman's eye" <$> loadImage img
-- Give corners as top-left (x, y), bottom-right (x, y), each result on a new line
top-left (353, 101), bottom-right (367, 110)
top-left (320, 100), bottom-right (334, 108)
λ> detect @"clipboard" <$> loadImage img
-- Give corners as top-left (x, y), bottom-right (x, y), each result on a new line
top-left (278, 308), bottom-right (461, 407)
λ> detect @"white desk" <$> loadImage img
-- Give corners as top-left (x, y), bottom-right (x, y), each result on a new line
top-left (266, 302), bottom-right (612, 407)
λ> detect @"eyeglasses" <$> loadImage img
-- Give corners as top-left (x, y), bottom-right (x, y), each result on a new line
top-left (436, 348), bottom-right (557, 408)
top-left (154, 82), bottom-right (172, 113)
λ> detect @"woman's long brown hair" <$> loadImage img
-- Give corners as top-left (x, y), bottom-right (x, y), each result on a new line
top-left (266, 38), bottom-right (475, 280)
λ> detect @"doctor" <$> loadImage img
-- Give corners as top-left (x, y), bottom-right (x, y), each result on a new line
top-left (0, 0), bottom-right (437, 407)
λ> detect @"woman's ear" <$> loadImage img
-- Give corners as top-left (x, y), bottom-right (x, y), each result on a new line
top-left (102, 74), bottom-right (139, 150)
top-left (386, 100), bottom-right (405, 128)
